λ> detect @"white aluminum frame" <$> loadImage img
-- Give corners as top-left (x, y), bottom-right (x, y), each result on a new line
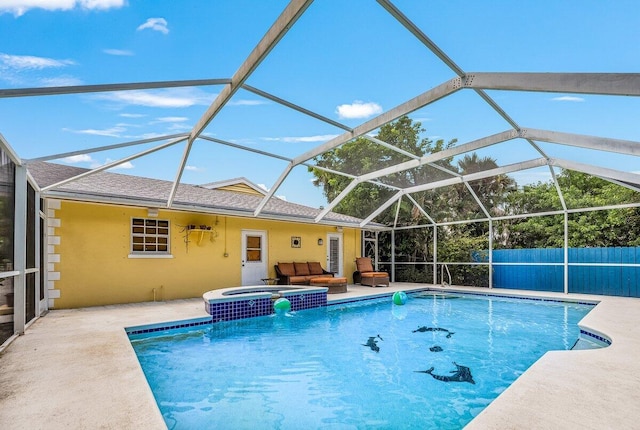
top-left (0, 0), bottom-right (638, 339)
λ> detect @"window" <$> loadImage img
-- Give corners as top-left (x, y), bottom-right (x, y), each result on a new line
top-left (245, 235), bottom-right (262, 261)
top-left (131, 218), bottom-right (170, 254)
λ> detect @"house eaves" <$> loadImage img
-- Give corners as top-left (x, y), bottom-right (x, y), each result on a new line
top-left (29, 162), bottom-right (372, 228)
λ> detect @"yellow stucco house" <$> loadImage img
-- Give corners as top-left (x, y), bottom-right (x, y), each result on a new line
top-left (28, 162), bottom-right (364, 309)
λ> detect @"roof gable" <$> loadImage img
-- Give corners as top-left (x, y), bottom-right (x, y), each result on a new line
top-left (200, 177), bottom-right (267, 196)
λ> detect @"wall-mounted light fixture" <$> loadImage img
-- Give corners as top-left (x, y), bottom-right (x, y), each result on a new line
top-left (147, 208), bottom-right (159, 217)
top-left (317, 238), bottom-right (323, 246)
top-left (291, 236), bottom-right (301, 248)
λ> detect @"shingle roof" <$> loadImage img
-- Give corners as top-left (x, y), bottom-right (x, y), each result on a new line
top-left (27, 162), bottom-right (365, 226)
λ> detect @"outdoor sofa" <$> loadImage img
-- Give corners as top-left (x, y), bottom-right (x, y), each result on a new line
top-left (275, 262), bottom-right (334, 285)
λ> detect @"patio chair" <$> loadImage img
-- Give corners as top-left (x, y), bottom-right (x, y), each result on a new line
top-left (354, 257), bottom-right (389, 287)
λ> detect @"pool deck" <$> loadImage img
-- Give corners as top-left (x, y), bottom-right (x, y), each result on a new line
top-left (1, 283), bottom-right (640, 429)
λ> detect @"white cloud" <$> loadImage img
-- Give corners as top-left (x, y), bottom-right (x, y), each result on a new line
top-left (261, 134), bottom-right (338, 143)
top-left (148, 116), bottom-right (191, 131)
top-left (0, 0), bottom-right (125, 16)
top-left (62, 154), bottom-right (133, 170)
top-left (104, 159), bottom-right (134, 169)
top-left (63, 154), bottom-right (94, 163)
top-left (39, 75), bottom-right (83, 86)
top-left (111, 92), bottom-right (191, 108)
top-left (103, 48), bottom-right (134, 56)
top-left (88, 158), bottom-right (134, 169)
top-left (228, 99), bottom-right (268, 106)
top-left (137, 17), bottom-right (169, 34)
top-left (0, 53), bottom-right (75, 70)
top-left (185, 165), bottom-right (202, 172)
top-left (510, 170), bottom-right (553, 186)
top-left (154, 116), bottom-right (189, 123)
top-left (119, 113), bottom-right (146, 118)
top-left (551, 96), bottom-right (585, 102)
top-left (257, 183), bottom-right (285, 200)
top-left (166, 123), bottom-right (192, 131)
top-left (95, 88), bottom-right (215, 108)
top-left (62, 125), bottom-right (126, 137)
top-left (114, 121), bottom-right (141, 128)
top-left (0, 53), bottom-right (80, 86)
top-left (336, 101), bottom-right (382, 119)
top-left (137, 132), bottom-right (166, 139)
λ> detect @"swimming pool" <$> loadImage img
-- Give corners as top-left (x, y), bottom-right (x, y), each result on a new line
top-left (128, 292), bottom-right (596, 429)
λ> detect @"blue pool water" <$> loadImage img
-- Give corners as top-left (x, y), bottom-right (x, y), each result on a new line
top-left (129, 292), bottom-right (595, 429)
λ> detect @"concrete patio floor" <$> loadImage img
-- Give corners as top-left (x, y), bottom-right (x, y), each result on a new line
top-left (1, 283), bottom-right (640, 429)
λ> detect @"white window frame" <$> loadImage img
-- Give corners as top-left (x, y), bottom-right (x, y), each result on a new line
top-left (128, 217), bottom-right (172, 258)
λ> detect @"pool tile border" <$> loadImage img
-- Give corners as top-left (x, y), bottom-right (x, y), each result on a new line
top-left (206, 297), bottom-right (273, 322)
top-left (127, 288), bottom-right (608, 348)
top-left (283, 291), bottom-right (327, 311)
top-left (126, 316), bottom-right (212, 335)
top-left (329, 287), bottom-right (598, 307)
top-left (329, 288), bottom-right (608, 348)
top-left (580, 329), bottom-right (612, 345)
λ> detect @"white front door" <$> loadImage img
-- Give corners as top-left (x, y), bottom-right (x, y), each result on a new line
top-left (241, 230), bottom-right (268, 285)
top-left (326, 233), bottom-right (343, 277)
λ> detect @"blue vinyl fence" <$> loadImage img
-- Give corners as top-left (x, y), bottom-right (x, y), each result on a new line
top-left (492, 247), bottom-right (640, 297)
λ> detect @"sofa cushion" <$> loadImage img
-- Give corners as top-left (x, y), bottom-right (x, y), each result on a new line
top-left (307, 261), bottom-right (324, 275)
top-left (362, 272), bottom-right (389, 278)
top-left (278, 262), bottom-right (295, 276)
top-left (310, 276), bottom-right (347, 285)
top-left (356, 257), bottom-right (374, 273)
top-left (294, 262), bottom-right (310, 276)
top-left (289, 276), bottom-right (309, 284)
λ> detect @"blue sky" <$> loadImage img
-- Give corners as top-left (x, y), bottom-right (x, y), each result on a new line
top-left (0, 0), bottom-right (639, 209)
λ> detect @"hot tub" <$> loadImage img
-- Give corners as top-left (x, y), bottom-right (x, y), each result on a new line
top-left (203, 285), bottom-right (328, 322)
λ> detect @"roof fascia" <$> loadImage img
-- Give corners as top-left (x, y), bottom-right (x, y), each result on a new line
top-left (40, 190), bottom-right (365, 228)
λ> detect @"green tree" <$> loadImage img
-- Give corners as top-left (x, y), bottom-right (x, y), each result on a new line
top-left (456, 153), bottom-right (516, 238)
top-left (309, 116), bottom-right (457, 223)
top-left (309, 116), bottom-right (510, 283)
top-left (458, 153), bottom-right (516, 215)
top-left (503, 170), bottom-right (640, 248)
